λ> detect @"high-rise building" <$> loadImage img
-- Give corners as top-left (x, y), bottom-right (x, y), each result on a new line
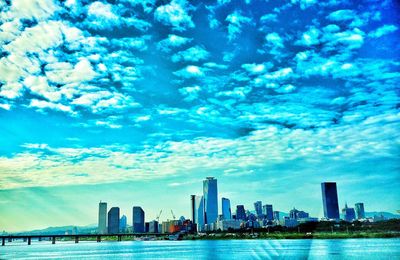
top-left (321, 182), bottom-right (340, 219)
top-left (107, 207), bottom-right (120, 234)
top-left (98, 201), bottom-right (107, 234)
top-left (194, 195), bottom-right (204, 231)
top-left (355, 203), bottom-right (365, 219)
top-left (342, 203), bottom-right (356, 222)
top-left (149, 220), bottom-right (159, 233)
top-left (190, 195), bottom-right (196, 222)
top-left (203, 177), bottom-right (218, 225)
top-left (262, 204), bottom-right (273, 221)
top-left (132, 206), bottom-right (145, 233)
top-left (273, 211), bottom-right (280, 221)
top-left (254, 201), bottom-right (262, 218)
top-left (120, 215), bottom-right (127, 233)
top-left (236, 205), bottom-right (246, 220)
top-left (222, 198), bottom-right (232, 220)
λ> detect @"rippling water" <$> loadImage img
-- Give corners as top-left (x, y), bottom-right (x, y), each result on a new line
top-left (1, 238), bottom-right (399, 259)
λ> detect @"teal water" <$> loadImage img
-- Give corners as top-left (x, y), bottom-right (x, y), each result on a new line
top-left (1, 238), bottom-right (399, 259)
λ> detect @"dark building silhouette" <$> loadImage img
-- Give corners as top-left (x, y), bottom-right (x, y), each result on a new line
top-left (355, 203), bottom-right (365, 219)
top-left (342, 203), bottom-right (356, 222)
top-left (236, 205), bottom-right (246, 220)
top-left (107, 207), bottom-right (120, 234)
top-left (262, 204), bottom-right (273, 221)
top-left (321, 182), bottom-right (340, 219)
top-left (132, 206), bottom-right (145, 233)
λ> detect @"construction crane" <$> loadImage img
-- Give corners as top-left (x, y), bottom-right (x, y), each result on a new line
top-left (156, 210), bottom-right (162, 222)
top-left (170, 210), bottom-right (176, 220)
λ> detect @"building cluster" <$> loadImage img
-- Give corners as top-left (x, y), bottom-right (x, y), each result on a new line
top-left (98, 179), bottom-right (372, 234)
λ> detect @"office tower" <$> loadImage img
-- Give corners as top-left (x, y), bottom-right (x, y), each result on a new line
top-left (190, 195), bottom-right (196, 222)
top-left (194, 195), bottom-right (204, 231)
top-left (236, 205), bottom-right (246, 220)
top-left (254, 201), bottom-right (262, 217)
top-left (342, 203), bottom-right (356, 222)
top-left (273, 211), bottom-right (280, 221)
top-left (107, 207), bottom-right (120, 234)
top-left (262, 204), bottom-right (273, 221)
top-left (149, 220), bottom-right (159, 233)
top-left (98, 201), bottom-right (107, 234)
top-left (203, 177), bottom-right (218, 224)
top-left (355, 203), bottom-right (365, 219)
top-left (222, 198), bottom-right (232, 220)
top-left (120, 215), bottom-right (127, 232)
top-left (132, 206), bottom-right (145, 233)
top-left (321, 182), bottom-right (340, 219)
top-left (289, 208), bottom-right (299, 219)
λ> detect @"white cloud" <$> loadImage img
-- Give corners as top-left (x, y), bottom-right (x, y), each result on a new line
top-left (241, 63), bottom-right (272, 74)
top-left (173, 65), bottom-right (205, 78)
top-left (225, 11), bottom-right (253, 41)
top-left (1, 0), bottom-right (60, 21)
top-left (154, 0), bottom-right (195, 31)
top-left (369, 24), bottom-right (398, 38)
top-left (327, 9), bottom-right (356, 21)
top-left (45, 59), bottom-right (97, 85)
top-left (157, 34), bottom-right (192, 52)
top-left (171, 45), bottom-right (209, 63)
top-left (179, 85), bottom-right (201, 101)
top-left (297, 26), bottom-right (321, 46)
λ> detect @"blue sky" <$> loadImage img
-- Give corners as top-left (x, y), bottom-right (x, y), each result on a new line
top-left (0, 0), bottom-right (399, 232)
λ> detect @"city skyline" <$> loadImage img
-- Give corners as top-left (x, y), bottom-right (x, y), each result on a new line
top-left (1, 0), bottom-right (399, 233)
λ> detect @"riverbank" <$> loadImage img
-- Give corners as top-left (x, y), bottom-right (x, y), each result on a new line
top-left (184, 231), bottom-right (400, 240)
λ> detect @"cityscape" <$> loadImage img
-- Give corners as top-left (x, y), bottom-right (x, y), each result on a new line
top-left (95, 177), bottom-right (387, 235)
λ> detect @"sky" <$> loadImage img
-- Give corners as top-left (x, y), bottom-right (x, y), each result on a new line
top-left (0, 0), bottom-right (399, 232)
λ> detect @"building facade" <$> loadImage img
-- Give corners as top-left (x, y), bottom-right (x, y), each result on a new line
top-left (254, 201), bottom-right (262, 218)
top-left (222, 198), bottom-right (232, 220)
top-left (132, 206), bottom-right (145, 233)
top-left (355, 202), bottom-right (365, 219)
top-left (107, 207), bottom-right (120, 234)
top-left (120, 215), bottom-right (127, 233)
top-left (203, 177), bottom-right (218, 225)
top-left (194, 195), bottom-right (204, 231)
top-left (342, 203), bottom-right (356, 222)
top-left (321, 182), bottom-right (340, 219)
top-left (98, 201), bottom-right (107, 234)
top-left (262, 204), bottom-right (274, 221)
top-left (236, 205), bottom-right (246, 220)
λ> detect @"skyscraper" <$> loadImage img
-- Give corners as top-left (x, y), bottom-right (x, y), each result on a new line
top-left (194, 195), bottom-right (204, 231)
top-left (254, 201), bottom-right (262, 218)
top-left (222, 198), bottom-right (232, 220)
top-left (236, 205), bottom-right (246, 220)
top-left (132, 206), bottom-right (145, 233)
top-left (321, 182), bottom-right (340, 219)
top-left (203, 177), bottom-right (218, 225)
top-left (120, 215), bottom-right (127, 233)
top-left (355, 203), bottom-right (365, 219)
top-left (190, 195), bottom-right (196, 222)
top-left (98, 201), bottom-right (107, 234)
top-left (262, 204), bottom-right (274, 221)
top-left (107, 207), bottom-right (120, 234)
top-left (342, 203), bottom-right (356, 222)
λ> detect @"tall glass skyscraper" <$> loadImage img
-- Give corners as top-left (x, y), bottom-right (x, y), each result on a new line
top-left (236, 205), bottom-right (246, 220)
top-left (321, 182), bottom-right (340, 219)
top-left (107, 207), bottom-right (120, 234)
top-left (203, 177), bottom-right (218, 224)
top-left (222, 198), bottom-right (232, 220)
top-left (132, 206), bottom-right (145, 233)
top-left (254, 201), bottom-right (262, 217)
top-left (98, 201), bottom-right (107, 234)
top-left (119, 215), bottom-right (127, 232)
top-left (262, 204), bottom-right (274, 221)
top-left (194, 195), bottom-right (204, 231)
top-left (342, 203), bottom-right (356, 222)
top-left (355, 203), bottom-right (365, 219)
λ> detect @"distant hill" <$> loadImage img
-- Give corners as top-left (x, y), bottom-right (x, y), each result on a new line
top-left (11, 224), bottom-right (97, 236)
top-left (365, 212), bottom-right (400, 219)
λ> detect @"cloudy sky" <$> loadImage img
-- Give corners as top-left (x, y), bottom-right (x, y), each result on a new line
top-left (0, 0), bottom-right (399, 232)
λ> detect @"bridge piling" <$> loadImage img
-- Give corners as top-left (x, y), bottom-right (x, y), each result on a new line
top-left (75, 236), bottom-right (79, 243)
top-left (27, 237), bottom-right (31, 245)
top-left (118, 235), bottom-right (122, 242)
top-left (52, 236), bottom-right (56, 244)
top-left (2, 237), bottom-right (4, 246)
top-left (97, 235), bottom-right (101, 242)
